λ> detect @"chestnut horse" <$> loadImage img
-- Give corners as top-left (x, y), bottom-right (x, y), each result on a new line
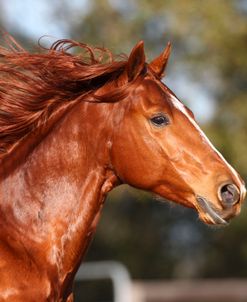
top-left (0, 37), bottom-right (245, 301)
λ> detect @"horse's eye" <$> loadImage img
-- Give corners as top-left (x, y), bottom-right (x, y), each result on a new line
top-left (150, 114), bottom-right (169, 127)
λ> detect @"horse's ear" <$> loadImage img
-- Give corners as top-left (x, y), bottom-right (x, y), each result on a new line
top-left (149, 42), bottom-right (171, 78)
top-left (127, 41), bottom-right (146, 81)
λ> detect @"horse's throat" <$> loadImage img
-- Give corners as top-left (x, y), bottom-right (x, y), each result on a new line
top-left (54, 167), bottom-right (117, 297)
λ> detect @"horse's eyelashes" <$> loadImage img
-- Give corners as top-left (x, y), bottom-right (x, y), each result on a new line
top-left (150, 114), bottom-right (170, 127)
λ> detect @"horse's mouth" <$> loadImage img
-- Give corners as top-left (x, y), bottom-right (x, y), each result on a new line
top-left (196, 196), bottom-right (228, 225)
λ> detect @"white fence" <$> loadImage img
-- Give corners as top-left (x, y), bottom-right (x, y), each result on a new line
top-left (76, 261), bottom-right (133, 302)
top-left (132, 279), bottom-right (247, 302)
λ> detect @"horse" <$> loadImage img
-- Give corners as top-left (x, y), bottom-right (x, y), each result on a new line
top-left (0, 36), bottom-right (245, 301)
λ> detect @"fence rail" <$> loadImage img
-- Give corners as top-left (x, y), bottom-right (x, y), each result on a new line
top-left (132, 279), bottom-right (247, 302)
top-left (76, 262), bottom-right (247, 302)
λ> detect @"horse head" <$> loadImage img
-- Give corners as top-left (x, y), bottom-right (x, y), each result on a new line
top-left (110, 41), bottom-right (246, 225)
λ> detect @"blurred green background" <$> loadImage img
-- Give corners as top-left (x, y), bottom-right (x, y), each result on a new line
top-left (1, 0), bottom-right (246, 299)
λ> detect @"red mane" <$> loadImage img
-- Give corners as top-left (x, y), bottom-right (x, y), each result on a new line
top-left (0, 37), bottom-right (129, 156)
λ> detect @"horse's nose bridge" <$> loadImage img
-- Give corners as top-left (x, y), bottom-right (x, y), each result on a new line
top-left (203, 144), bottom-right (240, 183)
top-left (184, 144), bottom-right (245, 205)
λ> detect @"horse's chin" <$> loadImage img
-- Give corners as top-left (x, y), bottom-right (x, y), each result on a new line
top-left (195, 196), bottom-right (228, 226)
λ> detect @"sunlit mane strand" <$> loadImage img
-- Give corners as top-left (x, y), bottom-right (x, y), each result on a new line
top-left (0, 36), bottom-right (129, 156)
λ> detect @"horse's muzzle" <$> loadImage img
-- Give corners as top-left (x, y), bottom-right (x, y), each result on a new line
top-left (218, 183), bottom-right (240, 208)
top-left (196, 196), bottom-right (228, 225)
top-left (196, 181), bottom-right (246, 225)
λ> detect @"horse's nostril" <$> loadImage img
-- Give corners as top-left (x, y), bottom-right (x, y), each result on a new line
top-left (219, 183), bottom-right (240, 207)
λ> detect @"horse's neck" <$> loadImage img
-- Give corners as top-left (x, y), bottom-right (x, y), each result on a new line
top-left (0, 101), bottom-right (118, 291)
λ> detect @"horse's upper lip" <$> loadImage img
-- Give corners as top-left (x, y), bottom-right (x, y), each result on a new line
top-left (196, 196), bottom-right (228, 225)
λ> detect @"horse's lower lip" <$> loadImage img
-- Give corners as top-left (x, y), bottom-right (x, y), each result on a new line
top-left (196, 196), bottom-right (228, 225)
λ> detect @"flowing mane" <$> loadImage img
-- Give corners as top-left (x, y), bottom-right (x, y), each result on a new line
top-left (0, 37), bottom-right (129, 156)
